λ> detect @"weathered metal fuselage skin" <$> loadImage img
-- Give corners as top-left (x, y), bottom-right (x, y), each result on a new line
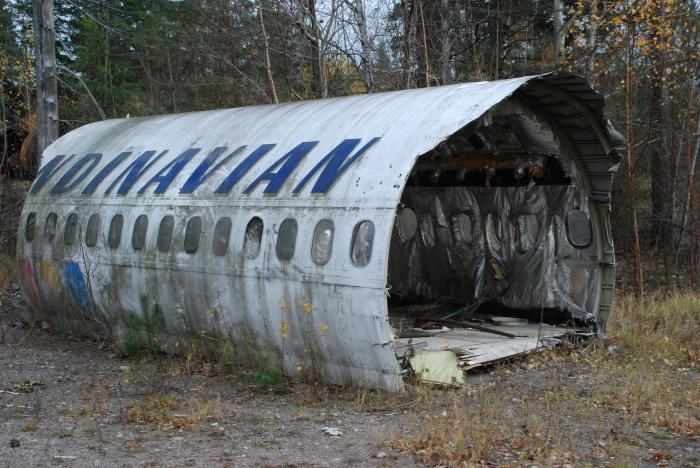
top-left (17, 73), bottom-right (620, 390)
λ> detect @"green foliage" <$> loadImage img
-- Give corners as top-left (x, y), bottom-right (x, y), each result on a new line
top-left (120, 295), bottom-right (167, 356)
top-left (250, 354), bottom-right (286, 387)
top-left (120, 336), bottom-right (145, 357)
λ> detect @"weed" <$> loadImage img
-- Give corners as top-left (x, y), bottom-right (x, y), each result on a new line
top-left (120, 296), bottom-right (167, 356)
top-left (120, 336), bottom-right (146, 357)
top-left (0, 254), bottom-right (17, 291)
top-left (250, 354), bottom-right (286, 387)
top-left (123, 394), bottom-right (184, 429)
top-left (390, 292), bottom-right (700, 465)
top-left (123, 440), bottom-right (141, 452)
top-left (21, 420), bottom-right (37, 432)
top-left (122, 392), bottom-right (222, 430)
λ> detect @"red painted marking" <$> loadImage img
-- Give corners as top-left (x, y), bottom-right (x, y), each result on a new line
top-left (18, 256), bottom-right (42, 309)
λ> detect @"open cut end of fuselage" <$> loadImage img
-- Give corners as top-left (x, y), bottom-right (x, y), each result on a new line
top-left (386, 98), bottom-right (601, 379)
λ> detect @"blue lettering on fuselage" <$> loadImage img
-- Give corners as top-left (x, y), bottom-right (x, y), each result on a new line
top-left (29, 154), bottom-right (76, 194)
top-left (244, 142), bottom-right (318, 194)
top-left (40, 137), bottom-right (381, 197)
top-left (51, 153), bottom-right (102, 194)
top-left (138, 148), bottom-right (200, 195)
top-left (213, 144), bottom-right (275, 194)
top-left (81, 151), bottom-right (132, 194)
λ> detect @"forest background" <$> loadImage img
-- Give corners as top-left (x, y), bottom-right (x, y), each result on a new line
top-left (0, 0), bottom-right (699, 295)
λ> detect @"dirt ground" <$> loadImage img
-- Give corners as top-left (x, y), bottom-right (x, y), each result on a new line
top-left (0, 314), bottom-right (419, 466)
top-left (1, 287), bottom-right (698, 467)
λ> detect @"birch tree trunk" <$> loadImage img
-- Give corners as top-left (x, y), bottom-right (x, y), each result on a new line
top-left (553, 0), bottom-right (564, 66)
top-left (585, 0), bottom-right (598, 79)
top-left (351, 0), bottom-right (374, 93)
top-left (32, 0), bottom-right (59, 168)
top-left (626, 17), bottom-right (644, 299)
top-left (439, 0), bottom-right (451, 84)
top-left (686, 95), bottom-right (698, 287)
top-left (307, 0), bottom-right (327, 98)
top-left (417, 0), bottom-right (430, 87)
top-left (401, 0), bottom-right (414, 89)
top-left (258, 0), bottom-right (278, 103)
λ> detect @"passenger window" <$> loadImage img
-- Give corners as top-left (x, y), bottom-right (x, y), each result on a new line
top-left (44, 213), bottom-right (58, 242)
top-left (24, 212), bottom-right (36, 242)
top-left (85, 214), bottom-right (100, 247)
top-left (213, 217), bottom-right (232, 256)
top-left (184, 216), bottom-right (202, 254)
top-left (419, 215), bottom-right (435, 248)
top-left (485, 213), bottom-right (503, 251)
top-left (566, 210), bottom-right (592, 248)
top-left (108, 214), bottom-right (124, 249)
top-left (243, 217), bottom-right (263, 260)
top-left (132, 215), bottom-right (148, 250)
top-left (157, 216), bottom-right (174, 252)
top-left (276, 218), bottom-right (297, 261)
top-left (351, 220), bottom-right (374, 267)
top-left (64, 213), bottom-right (78, 245)
top-left (395, 207), bottom-right (417, 242)
top-left (311, 219), bottom-right (334, 265)
top-left (515, 215), bottom-right (538, 254)
top-left (452, 212), bottom-right (474, 245)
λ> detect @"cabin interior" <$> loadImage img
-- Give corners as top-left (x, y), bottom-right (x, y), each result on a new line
top-left (386, 98), bottom-right (601, 355)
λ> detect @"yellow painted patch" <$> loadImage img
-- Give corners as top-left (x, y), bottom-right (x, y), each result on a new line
top-left (34, 258), bottom-right (62, 292)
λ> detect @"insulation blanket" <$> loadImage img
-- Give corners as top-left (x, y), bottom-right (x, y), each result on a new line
top-left (388, 185), bottom-right (598, 319)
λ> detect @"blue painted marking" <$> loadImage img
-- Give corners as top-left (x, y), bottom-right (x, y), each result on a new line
top-left (138, 148), bottom-right (200, 194)
top-left (50, 153), bottom-right (102, 193)
top-left (214, 144), bottom-right (276, 194)
top-left (105, 150), bottom-right (167, 195)
top-left (293, 137), bottom-right (380, 194)
top-left (180, 146), bottom-right (244, 194)
top-left (37, 136), bottom-right (382, 197)
top-left (82, 151), bottom-right (131, 194)
top-left (29, 155), bottom-right (76, 194)
top-left (60, 261), bottom-right (92, 313)
top-left (244, 141), bottom-right (318, 194)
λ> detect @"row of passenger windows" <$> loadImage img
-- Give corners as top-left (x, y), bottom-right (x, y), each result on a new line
top-left (23, 211), bottom-right (374, 267)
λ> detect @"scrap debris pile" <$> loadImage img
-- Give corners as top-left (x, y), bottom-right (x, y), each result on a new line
top-left (390, 305), bottom-right (591, 386)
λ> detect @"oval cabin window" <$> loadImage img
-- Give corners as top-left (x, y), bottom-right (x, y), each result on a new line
top-left (24, 212), bottom-right (36, 242)
top-left (243, 217), bottom-right (263, 260)
top-left (276, 218), bottom-right (297, 262)
top-left (132, 215), bottom-right (148, 251)
top-left (64, 213), bottom-right (78, 245)
top-left (395, 207), bottom-right (417, 242)
top-left (351, 220), bottom-right (374, 267)
top-left (213, 217), bottom-right (232, 256)
top-left (485, 213), bottom-right (503, 251)
top-left (566, 210), bottom-right (592, 248)
top-left (44, 213), bottom-right (58, 242)
top-left (452, 212), bottom-right (474, 245)
top-left (108, 214), bottom-right (124, 249)
top-left (419, 215), bottom-right (435, 248)
top-left (184, 216), bottom-right (202, 254)
top-left (157, 216), bottom-right (175, 252)
top-left (85, 214), bottom-right (100, 247)
top-left (515, 214), bottom-right (538, 254)
top-left (311, 219), bottom-right (334, 265)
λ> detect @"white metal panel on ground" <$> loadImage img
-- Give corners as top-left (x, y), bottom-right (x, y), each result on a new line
top-left (395, 324), bottom-right (581, 371)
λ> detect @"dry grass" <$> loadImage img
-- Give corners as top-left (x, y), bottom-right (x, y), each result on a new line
top-left (122, 393), bottom-right (223, 430)
top-left (607, 291), bottom-right (700, 365)
top-left (390, 292), bottom-right (700, 466)
top-left (21, 420), bottom-right (38, 432)
top-left (0, 254), bottom-right (17, 291)
top-left (0, 180), bottom-right (30, 257)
